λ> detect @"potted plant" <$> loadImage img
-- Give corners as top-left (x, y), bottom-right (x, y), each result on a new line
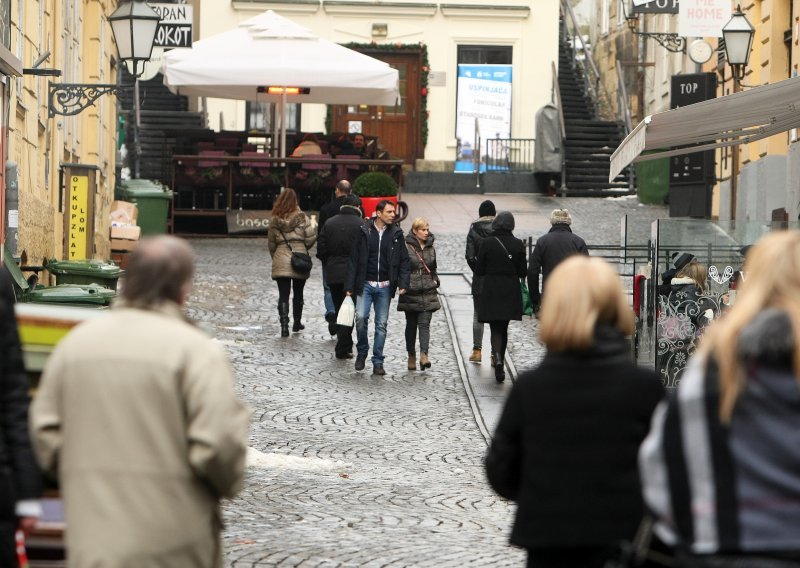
top-left (352, 172), bottom-right (398, 218)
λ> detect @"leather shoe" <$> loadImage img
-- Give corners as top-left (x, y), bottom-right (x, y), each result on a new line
top-left (354, 356), bottom-right (366, 371)
top-left (372, 365), bottom-right (386, 376)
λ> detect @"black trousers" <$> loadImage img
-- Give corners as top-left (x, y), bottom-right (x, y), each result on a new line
top-left (489, 321), bottom-right (510, 361)
top-left (329, 283), bottom-right (354, 357)
top-left (275, 277), bottom-right (306, 305)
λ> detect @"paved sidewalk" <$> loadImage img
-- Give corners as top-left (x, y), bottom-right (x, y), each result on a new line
top-left (185, 193), bottom-right (667, 566)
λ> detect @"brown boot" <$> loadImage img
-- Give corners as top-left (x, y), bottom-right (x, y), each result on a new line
top-left (420, 352), bottom-right (431, 370)
top-left (468, 348), bottom-right (481, 363)
top-left (407, 353), bottom-right (416, 371)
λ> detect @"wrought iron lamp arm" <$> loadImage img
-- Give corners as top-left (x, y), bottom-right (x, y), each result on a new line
top-left (48, 83), bottom-right (122, 117)
top-left (631, 29), bottom-right (686, 53)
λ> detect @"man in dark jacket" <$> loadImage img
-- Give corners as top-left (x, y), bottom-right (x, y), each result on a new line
top-left (345, 200), bottom-right (411, 375)
top-left (465, 199), bottom-right (495, 363)
top-left (318, 180), bottom-right (357, 334)
top-left (0, 267), bottom-right (41, 565)
top-left (317, 195), bottom-right (364, 359)
top-left (527, 208), bottom-right (588, 312)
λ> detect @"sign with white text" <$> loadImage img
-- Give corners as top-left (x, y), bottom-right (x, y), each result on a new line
top-left (455, 64), bottom-right (512, 173)
top-left (151, 3), bottom-right (193, 48)
top-left (633, 0), bottom-right (679, 15)
top-left (678, 0), bottom-right (728, 37)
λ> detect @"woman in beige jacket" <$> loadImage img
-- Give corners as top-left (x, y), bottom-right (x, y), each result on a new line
top-left (268, 188), bottom-right (317, 336)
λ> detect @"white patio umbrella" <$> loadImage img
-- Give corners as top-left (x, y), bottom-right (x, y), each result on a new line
top-left (162, 10), bottom-right (400, 156)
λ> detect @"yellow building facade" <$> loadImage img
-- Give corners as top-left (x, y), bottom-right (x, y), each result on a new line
top-left (6, 0), bottom-right (120, 267)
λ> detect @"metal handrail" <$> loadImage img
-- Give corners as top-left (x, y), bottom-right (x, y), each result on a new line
top-left (551, 61), bottom-right (568, 195)
top-left (561, 0), bottom-right (616, 120)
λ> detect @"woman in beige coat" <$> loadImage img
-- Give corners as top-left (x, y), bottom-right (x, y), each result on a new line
top-left (268, 187), bottom-right (317, 336)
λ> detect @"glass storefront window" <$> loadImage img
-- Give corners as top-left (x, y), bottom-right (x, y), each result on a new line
top-left (0, 0), bottom-right (9, 51)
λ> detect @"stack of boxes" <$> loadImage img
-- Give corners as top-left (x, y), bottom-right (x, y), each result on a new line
top-left (110, 201), bottom-right (140, 269)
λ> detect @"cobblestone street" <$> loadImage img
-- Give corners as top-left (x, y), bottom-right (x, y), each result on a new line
top-left (185, 194), bottom-right (666, 567)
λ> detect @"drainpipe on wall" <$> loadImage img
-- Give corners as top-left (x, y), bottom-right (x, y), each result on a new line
top-left (4, 160), bottom-right (18, 256)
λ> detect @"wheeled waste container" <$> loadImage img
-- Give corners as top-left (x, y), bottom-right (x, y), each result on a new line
top-left (44, 259), bottom-right (124, 291)
top-left (116, 180), bottom-right (174, 236)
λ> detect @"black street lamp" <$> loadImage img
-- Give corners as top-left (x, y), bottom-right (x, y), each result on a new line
top-left (721, 5), bottom-right (755, 221)
top-left (49, 0), bottom-right (161, 117)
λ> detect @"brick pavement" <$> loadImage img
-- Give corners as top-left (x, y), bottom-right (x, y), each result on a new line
top-left (185, 194), bottom-right (667, 567)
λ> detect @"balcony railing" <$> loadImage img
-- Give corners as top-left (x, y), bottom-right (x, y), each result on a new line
top-left (484, 138), bottom-right (535, 172)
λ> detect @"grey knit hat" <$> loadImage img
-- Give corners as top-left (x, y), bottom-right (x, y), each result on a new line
top-left (550, 208), bottom-right (572, 225)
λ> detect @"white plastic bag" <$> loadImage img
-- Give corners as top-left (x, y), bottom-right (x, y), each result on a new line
top-left (337, 295), bottom-right (355, 327)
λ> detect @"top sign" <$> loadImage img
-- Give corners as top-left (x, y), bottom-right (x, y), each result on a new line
top-left (150, 3), bottom-right (193, 48)
top-left (678, 0), bottom-right (728, 38)
top-left (632, 0), bottom-right (679, 15)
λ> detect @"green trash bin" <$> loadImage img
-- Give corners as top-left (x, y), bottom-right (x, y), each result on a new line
top-left (26, 284), bottom-right (115, 306)
top-left (44, 258), bottom-right (124, 291)
top-left (116, 180), bottom-right (174, 236)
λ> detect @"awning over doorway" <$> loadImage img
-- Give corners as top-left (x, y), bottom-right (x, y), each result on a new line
top-left (609, 77), bottom-right (800, 182)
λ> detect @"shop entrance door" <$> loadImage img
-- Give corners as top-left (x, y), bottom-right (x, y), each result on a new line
top-left (333, 52), bottom-right (421, 164)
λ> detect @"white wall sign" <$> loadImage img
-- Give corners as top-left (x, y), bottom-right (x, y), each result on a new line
top-left (151, 3), bottom-right (193, 48)
top-left (678, 0), bottom-right (728, 38)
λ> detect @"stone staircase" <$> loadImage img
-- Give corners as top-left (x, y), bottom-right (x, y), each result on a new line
top-left (558, 31), bottom-right (633, 195)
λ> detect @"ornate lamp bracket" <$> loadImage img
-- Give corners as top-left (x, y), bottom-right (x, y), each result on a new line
top-left (48, 83), bottom-right (122, 117)
top-left (633, 31), bottom-right (686, 53)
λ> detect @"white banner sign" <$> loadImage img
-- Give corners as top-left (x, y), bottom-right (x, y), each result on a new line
top-left (679, 0), bottom-right (728, 38)
top-left (454, 64), bottom-right (512, 173)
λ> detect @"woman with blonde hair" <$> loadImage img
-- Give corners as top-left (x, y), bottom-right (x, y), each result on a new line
top-left (397, 217), bottom-right (440, 370)
top-left (641, 230), bottom-right (800, 566)
top-left (486, 256), bottom-right (664, 568)
top-left (267, 188), bottom-right (316, 337)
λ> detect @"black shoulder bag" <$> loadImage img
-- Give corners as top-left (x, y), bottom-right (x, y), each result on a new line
top-left (279, 230), bottom-right (313, 274)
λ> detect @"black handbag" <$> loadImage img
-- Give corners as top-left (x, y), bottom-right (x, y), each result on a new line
top-left (279, 230), bottom-right (313, 274)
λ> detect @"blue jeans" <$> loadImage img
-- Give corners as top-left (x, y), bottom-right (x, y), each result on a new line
top-left (355, 283), bottom-right (392, 366)
top-left (322, 267), bottom-right (335, 316)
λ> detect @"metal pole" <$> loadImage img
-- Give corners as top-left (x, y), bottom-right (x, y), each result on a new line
top-left (730, 73), bottom-right (740, 220)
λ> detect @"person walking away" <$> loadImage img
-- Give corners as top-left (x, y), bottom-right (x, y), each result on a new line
top-left (268, 187), bottom-right (317, 336)
top-left (465, 199), bottom-right (496, 363)
top-left (527, 208), bottom-right (588, 314)
top-left (30, 236), bottom-right (250, 567)
top-left (486, 256), bottom-right (664, 568)
top-left (318, 180), bottom-right (357, 335)
top-left (398, 218), bottom-right (441, 371)
top-left (345, 199), bottom-right (410, 376)
top-left (317, 194), bottom-right (364, 359)
top-left (0, 266), bottom-right (41, 566)
top-left (476, 211), bottom-right (527, 382)
top-left (640, 230), bottom-right (800, 566)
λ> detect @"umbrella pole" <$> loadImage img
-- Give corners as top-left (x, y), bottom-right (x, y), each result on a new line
top-left (280, 90), bottom-right (287, 159)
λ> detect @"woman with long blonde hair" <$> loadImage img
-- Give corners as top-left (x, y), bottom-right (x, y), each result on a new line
top-left (641, 230), bottom-right (800, 566)
top-left (486, 256), bottom-right (664, 568)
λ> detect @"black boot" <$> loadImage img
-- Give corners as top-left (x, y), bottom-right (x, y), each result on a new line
top-left (493, 351), bottom-right (505, 383)
top-left (292, 298), bottom-right (305, 332)
top-left (278, 302), bottom-right (290, 337)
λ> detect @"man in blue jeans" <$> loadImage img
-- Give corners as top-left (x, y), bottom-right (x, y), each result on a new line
top-left (345, 200), bottom-right (410, 375)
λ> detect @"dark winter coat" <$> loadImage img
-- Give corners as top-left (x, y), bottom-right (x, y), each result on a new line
top-left (476, 221), bottom-right (526, 323)
top-left (267, 209), bottom-right (317, 280)
top-left (318, 195), bottom-right (348, 233)
top-left (397, 233), bottom-right (441, 313)
top-left (527, 224), bottom-right (588, 308)
top-left (465, 216), bottom-right (495, 295)
top-left (668, 277), bottom-right (714, 331)
top-left (344, 220), bottom-right (411, 298)
top-left (316, 206), bottom-right (363, 285)
top-left (0, 267), bottom-right (41, 562)
top-left (486, 326), bottom-right (664, 550)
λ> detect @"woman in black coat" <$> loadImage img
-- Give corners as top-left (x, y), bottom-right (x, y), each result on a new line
top-left (0, 267), bottom-right (41, 565)
top-left (485, 257), bottom-right (664, 568)
top-left (476, 211), bottom-right (527, 382)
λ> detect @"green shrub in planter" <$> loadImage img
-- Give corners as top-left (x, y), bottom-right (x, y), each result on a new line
top-left (352, 172), bottom-right (398, 197)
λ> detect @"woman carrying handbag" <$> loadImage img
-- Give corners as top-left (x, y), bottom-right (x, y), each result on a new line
top-left (397, 218), bottom-right (441, 371)
top-left (267, 188), bottom-right (317, 337)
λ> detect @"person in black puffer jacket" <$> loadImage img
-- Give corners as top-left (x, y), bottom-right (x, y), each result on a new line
top-left (465, 200), bottom-right (495, 363)
top-left (527, 208), bottom-right (588, 313)
top-left (317, 195), bottom-right (364, 359)
top-left (0, 267), bottom-right (41, 566)
top-left (398, 218), bottom-right (441, 371)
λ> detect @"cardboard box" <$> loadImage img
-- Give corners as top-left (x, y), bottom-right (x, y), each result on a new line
top-left (110, 225), bottom-right (141, 240)
top-left (111, 238), bottom-right (138, 252)
top-left (110, 251), bottom-right (131, 270)
top-left (110, 201), bottom-right (138, 225)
